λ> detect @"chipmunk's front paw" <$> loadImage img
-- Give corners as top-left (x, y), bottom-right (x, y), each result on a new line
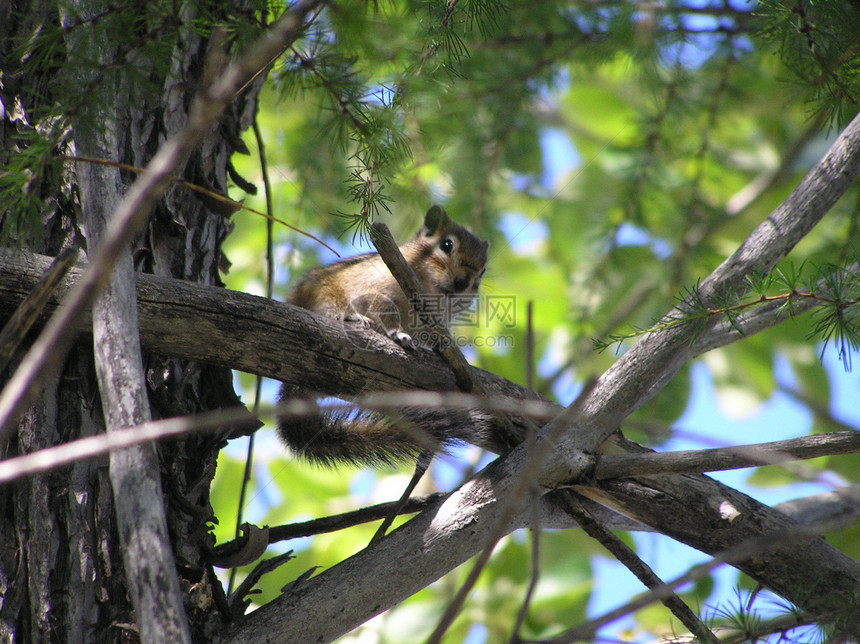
top-left (389, 329), bottom-right (416, 348)
top-left (345, 313), bottom-right (375, 328)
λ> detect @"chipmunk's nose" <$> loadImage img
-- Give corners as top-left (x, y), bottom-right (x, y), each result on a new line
top-left (454, 274), bottom-right (473, 292)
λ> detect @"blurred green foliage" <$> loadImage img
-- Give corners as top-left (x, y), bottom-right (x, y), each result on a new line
top-left (210, 1), bottom-right (860, 641)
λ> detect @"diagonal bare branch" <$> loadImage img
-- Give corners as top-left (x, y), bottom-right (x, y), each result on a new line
top-left (4, 107), bottom-right (860, 640)
top-left (0, 0), bottom-right (325, 444)
top-left (545, 110), bottom-right (860, 458)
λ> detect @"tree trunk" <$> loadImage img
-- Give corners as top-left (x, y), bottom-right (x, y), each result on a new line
top-left (0, 1), bottom-right (259, 640)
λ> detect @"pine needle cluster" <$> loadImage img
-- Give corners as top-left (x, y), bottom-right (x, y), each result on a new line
top-left (593, 261), bottom-right (860, 371)
top-left (756, 1), bottom-right (860, 124)
top-left (1, 0), bottom-right (268, 245)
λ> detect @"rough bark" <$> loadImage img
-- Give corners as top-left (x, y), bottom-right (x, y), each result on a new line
top-left (64, 1), bottom-right (192, 638)
top-left (0, 1), bottom-right (264, 641)
top-left (0, 247), bottom-right (543, 427)
top-left (1, 4), bottom-right (859, 643)
top-left (3, 247), bottom-right (860, 643)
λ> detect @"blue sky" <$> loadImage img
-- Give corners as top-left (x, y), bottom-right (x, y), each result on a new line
top-left (231, 125), bottom-right (859, 640)
top-left (588, 349), bottom-right (858, 639)
top-left (516, 105), bottom-right (860, 638)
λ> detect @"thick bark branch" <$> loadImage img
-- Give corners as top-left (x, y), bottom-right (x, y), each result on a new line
top-left (0, 0), bottom-right (324, 443)
top-left (545, 110), bottom-right (860, 456)
top-left (2, 244), bottom-right (860, 642)
top-left (65, 2), bottom-right (191, 637)
top-left (0, 249), bottom-right (543, 414)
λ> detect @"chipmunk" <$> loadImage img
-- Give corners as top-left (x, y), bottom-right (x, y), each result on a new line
top-left (278, 205), bottom-right (500, 467)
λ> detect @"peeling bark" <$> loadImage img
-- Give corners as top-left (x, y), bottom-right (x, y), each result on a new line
top-left (0, 1), bottom-right (262, 640)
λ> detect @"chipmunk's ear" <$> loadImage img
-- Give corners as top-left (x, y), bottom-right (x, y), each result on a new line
top-left (422, 205), bottom-right (451, 235)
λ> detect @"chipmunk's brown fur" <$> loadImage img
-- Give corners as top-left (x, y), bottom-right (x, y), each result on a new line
top-left (289, 205), bottom-right (488, 347)
top-left (278, 206), bottom-right (495, 467)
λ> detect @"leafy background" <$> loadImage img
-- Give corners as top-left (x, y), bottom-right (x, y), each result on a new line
top-left (210, 1), bottom-right (860, 641)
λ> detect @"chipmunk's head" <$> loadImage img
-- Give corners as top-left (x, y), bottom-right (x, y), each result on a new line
top-left (415, 205), bottom-right (489, 296)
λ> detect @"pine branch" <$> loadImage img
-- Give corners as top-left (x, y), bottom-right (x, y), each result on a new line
top-left (757, 1), bottom-right (860, 121)
top-left (595, 262), bottom-right (860, 365)
top-left (280, 41), bottom-right (408, 230)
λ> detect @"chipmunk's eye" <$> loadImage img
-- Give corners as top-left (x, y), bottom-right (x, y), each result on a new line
top-left (440, 239), bottom-right (454, 254)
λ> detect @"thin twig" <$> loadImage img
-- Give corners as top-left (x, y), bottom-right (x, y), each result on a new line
top-left (557, 494), bottom-right (719, 644)
top-left (366, 220), bottom-right (491, 548)
top-left (0, 405), bottom-right (261, 484)
top-left (525, 300), bottom-right (534, 391)
top-left (509, 486), bottom-right (543, 644)
top-left (689, 262), bottom-right (860, 357)
top-left (369, 454), bottom-right (432, 544)
top-left (598, 287), bottom-right (860, 355)
top-left (62, 154), bottom-right (339, 257)
top-left (777, 384), bottom-right (860, 433)
top-left (267, 493), bottom-right (446, 543)
top-left (0, 393), bottom-right (551, 484)
top-left (537, 527), bottom-right (813, 643)
top-left (227, 550), bottom-right (295, 618)
top-left (369, 221), bottom-right (475, 391)
top-left (725, 113), bottom-right (826, 216)
top-left (229, 112), bottom-right (279, 596)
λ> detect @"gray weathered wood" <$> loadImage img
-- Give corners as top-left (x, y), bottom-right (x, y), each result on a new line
top-left (7, 110), bottom-right (860, 639)
top-left (3, 246), bottom-right (859, 643)
top-left (65, 0), bottom-right (193, 636)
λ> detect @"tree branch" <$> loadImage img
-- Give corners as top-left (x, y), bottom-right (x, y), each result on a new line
top-left (544, 109), bottom-right (860, 458)
top-left (688, 262), bottom-right (860, 357)
top-left (0, 247), bottom-right (77, 373)
top-left (594, 430), bottom-right (860, 479)
top-left (370, 221), bottom-right (475, 391)
top-left (557, 494), bottom-right (719, 644)
top-left (64, 1), bottom-right (191, 638)
top-left (0, 0), bottom-right (325, 443)
top-left (3, 241), bottom-right (860, 641)
top-left (0, 248), bottom-right (543, 450)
